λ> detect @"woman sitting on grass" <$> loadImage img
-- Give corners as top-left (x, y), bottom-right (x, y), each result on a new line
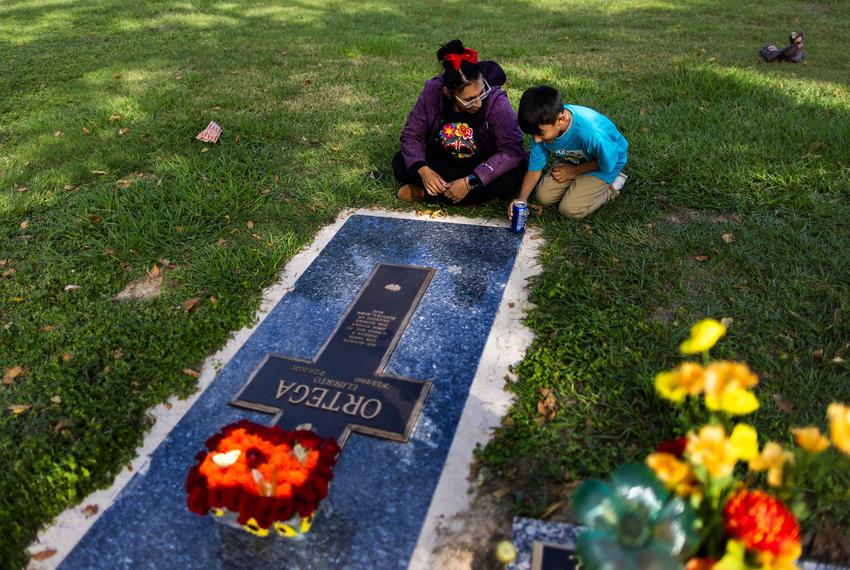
top-left (393, 39), bottom-right (526, 205)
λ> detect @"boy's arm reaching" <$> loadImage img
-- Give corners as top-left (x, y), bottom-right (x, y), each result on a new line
top-left (507, 169), bottom-right (542, 220)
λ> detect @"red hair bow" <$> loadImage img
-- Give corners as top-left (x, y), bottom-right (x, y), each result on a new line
top-left (442, 48), bottom-right (478, 70)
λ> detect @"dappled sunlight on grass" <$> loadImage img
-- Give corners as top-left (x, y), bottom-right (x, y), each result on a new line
top-left (2, 0), bottom-right (850, 566)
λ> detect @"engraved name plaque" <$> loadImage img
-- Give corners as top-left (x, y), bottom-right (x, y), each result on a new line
top-left (230, 263), bottom-right (435, 448)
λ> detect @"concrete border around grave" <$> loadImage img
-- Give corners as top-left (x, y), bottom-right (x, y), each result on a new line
top-left (28, 207), bottom-right (541, 570)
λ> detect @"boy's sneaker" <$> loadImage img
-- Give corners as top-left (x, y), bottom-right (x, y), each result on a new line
top-left (611, 172), bottom-right (628, 194)
top-left (397, 184), bottom-right (425, 203)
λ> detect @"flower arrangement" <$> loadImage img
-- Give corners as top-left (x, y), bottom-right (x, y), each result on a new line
top-left (573, 319), bottom-right (850, 569)
top-left (186, 420), bottom-right (340, 538)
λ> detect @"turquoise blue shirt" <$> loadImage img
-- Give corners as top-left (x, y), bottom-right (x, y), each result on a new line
top-left (528, 104), bottom-right (628, 184)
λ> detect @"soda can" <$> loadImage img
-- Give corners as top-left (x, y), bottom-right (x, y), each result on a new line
top-left (511, 201), bottom-right (529, 234)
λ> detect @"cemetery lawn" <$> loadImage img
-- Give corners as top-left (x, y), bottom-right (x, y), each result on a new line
top-left (1, 0), bottom-right (849, 566)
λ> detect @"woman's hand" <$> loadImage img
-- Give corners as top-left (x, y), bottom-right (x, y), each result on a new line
top-left (418, 166), bottom-right (448, 196)
top-left (444, 178), bottom-right (470, 204)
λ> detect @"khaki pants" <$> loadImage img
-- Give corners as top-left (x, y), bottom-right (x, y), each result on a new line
top-left (533, 170), bottom-right (618, 219)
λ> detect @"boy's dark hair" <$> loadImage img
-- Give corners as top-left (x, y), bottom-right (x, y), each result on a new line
top-left (518, 86), bottom-right (565, 135)
top-left (437, 39), bottom-right (482, 91)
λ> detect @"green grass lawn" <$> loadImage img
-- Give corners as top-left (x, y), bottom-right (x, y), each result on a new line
top-left (2, 0), bottom-right (849, 567)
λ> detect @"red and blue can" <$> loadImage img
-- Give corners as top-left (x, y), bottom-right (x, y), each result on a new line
top-left (510, 201), bottom-right (529, 234)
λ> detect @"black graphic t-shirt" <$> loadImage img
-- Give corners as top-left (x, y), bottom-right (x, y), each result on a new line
top-left (435, 110), bottom-right (479, 160)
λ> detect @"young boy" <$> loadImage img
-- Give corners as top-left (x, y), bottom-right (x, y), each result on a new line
top-left (508, 85), bottom-right (628, 220)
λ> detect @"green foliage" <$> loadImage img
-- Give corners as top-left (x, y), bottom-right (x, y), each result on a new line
top-left (1, 0), bottom-right (849, 567)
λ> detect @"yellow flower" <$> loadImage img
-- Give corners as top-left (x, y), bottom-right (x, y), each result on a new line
top-left (827, 403), bottom-right (850, 456)
top-left (686, 425), bottom-right (738, 479)
top-left (680, 319), bottom-right (726, 354)
top-left (654, 362), bottom-right (705, 403)
top-left (729, 423), bottom-right (759, 461)
top-left (704, 361), bottom-right (759, 415)
top-left (750, 442), bottom-right (794, 487)
top-left (646, 452), bottom-right (701, 497)
top-left (792, 426), bottom-right (830, 453)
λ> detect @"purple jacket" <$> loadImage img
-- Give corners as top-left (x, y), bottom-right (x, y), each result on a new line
top-left (400, 61), bottom-right (526, 186)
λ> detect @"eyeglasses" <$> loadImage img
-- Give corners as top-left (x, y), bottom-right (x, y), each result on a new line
top-left (454, 79), bottom-right (491, 109)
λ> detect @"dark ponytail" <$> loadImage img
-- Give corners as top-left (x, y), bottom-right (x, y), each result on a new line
top-left (436, 39), bottom-right (482, 91)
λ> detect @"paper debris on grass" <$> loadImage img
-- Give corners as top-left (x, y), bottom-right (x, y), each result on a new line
top-left (196, 121), bottom-right (222, 143)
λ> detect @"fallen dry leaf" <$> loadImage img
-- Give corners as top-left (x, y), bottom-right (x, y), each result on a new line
top-left (116, 179), bottom-right (130, 189)
top-left (64, 284), bottom-right (81, 291)
top-left (722, 233), bottom-right (735, 244)
top-left (11, 297), bottom-right (24, 302)
top-left (200, 147), bottom-right (209, 153)
top-left (82, 127), bottom-right (90, 134)
top-left (720, 317), bottom-right (734, 328)
top-left (91, 170), bottom-right (107, 176)
top-left (16, 186), bottom-right (28, 192)
top-left (90, 214), bottom-right (102, 224)
top-left (54, 131), bottom-right (64, 137)
top-left (108, 113), bottom-right (121, 123)
top-left (174, 226), bottom-right (184, 233)
top-left (40, 324), bottom-right (55, 332)
top-left (62, 353), bottom-right (74, 362)
top-left (9, 404), bottom-right (31, 415)
top-left (529, 203), bottom-right (543, 216)
top-left (3, 366), bottom-right (24, 385)
top-left (530, 233), bottom-right (541, 240)
top-left (260, 188), bottom-right (272, 195)
top-left (183, 297), bottom-right (202, 312)
top-left (0, 260), bottom-right (6, 266)
top-left (246, 220), bottom-right (255, 229)
top-left (183, 368), bottom-right (200, 378)
top-left (20, 220), bottom-right (29, 229)
top-left (216, 239), bottom-right (226, 245)
top-left (209, 296), bottom-right (218, 304)
top-left (2, 268), bottom-right (15, 278)
top-left (164, 402), bottom-right (173, 410)
top-left (694, 255), bottom-right (709, 262)
top-left (492, 486), bottom-right (513, 499)
top-left (53, 418), bottom-right (74, 433)
top-left (540, 500), bottom-right (566, 519)
top-left (812, 348), bottom-right (824, 358)
top-left (508, 302), bottom-right (515, 308)
top-left (251, 233), bottom-right (261, 240)
top-left (118, 127), bottom-right (129, 136)
top-left (82, 504), bottom-right (99, 518)
top-left (149, 264), bottom-right (161, 277)
top-left (30, 549), bottom-right (57, 562)
top-left (772, 393), bottom-right (795, 414)
top-left (50, 395), bottom-right (62, 404)
top-left (833, 356), bottom-right (846, 364)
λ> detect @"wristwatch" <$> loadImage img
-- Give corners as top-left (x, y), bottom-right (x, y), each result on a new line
top-left (467, 173), bottom-right (482, 190)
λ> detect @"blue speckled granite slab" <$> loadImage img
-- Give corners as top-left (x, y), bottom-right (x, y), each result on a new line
top-left (60, 214), bottom-right (522, 570)
top-left (508, 518), bottom-right (846, 570)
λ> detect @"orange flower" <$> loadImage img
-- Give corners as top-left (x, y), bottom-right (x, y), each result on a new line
top-left (750, 442), bottom-right (793, 488)
top-left (724, 490), bottom-right (801, 563)
top-left (684, 559), bottom-right (717, 570)
top-left (792, 426), bottom-right (830, 453)
top-left (827, 403), bottom-right (850, 456)
top-left (646, 452), bottom-right (701, 497)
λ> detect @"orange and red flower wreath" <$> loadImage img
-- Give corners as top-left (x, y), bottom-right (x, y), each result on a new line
top-left (186, 420), bottom-right (340, 529)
